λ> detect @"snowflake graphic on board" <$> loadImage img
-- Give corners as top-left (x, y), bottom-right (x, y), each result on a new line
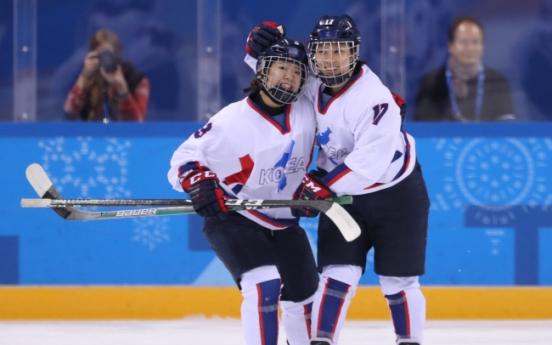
top-left (38, 136), bottom-right (131, 198)
top-left (132, 217), bottom-right (171, 250)
top-left (37, 136), bottom-right (171, 250)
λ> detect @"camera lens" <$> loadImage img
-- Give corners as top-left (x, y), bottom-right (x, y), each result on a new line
top-left (99, 50), bottom-right (119, 73)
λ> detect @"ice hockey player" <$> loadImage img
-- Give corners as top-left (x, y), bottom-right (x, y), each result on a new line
top-left (168, 30), bottom-right (319, 345)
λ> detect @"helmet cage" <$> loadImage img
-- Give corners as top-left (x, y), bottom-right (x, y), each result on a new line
top-left (308, 14), bottom-right (361, 87)
top-left (257, 55), bottom-right (309, 105)
top-left (308, 40), bottom-right (359, 87)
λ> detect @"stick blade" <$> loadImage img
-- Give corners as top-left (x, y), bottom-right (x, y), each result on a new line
top-left (25, 163), bottom-right (75, 219)
top-left (324, 203), bottom-right (361, 242)
top-left (25, 163), bottom-right (54, 198)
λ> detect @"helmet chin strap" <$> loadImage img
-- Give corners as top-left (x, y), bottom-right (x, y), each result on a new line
top-left (319, 73), bottom-right (349, 87)
top-left (318, 68), bottom-right (354, 87)
top-left (259, 87), bottom-right (286, 107)
top-left (267, 86), bottom-right (298, 105)
top-left (255, 75), bottom-right (281, 105)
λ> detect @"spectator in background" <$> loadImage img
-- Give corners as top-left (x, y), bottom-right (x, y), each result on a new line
top-left (64, 29), bottom-right (149, 122)
top-left (414, 16), bottom-right (515, 122)
top-left (49, 0), bottom-right (181, 122)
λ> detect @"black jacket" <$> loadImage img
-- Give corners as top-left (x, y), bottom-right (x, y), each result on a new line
top-left (414, 65), bottom-right (514, 122)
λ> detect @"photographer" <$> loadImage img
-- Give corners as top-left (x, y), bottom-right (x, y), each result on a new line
top-left (64, 29), bottom-right (149, 122)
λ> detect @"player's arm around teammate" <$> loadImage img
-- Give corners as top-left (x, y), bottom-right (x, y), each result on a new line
top-left (168, 32), bottom-right (320, 345)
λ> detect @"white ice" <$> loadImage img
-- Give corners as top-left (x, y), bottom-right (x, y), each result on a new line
top-left (1, 318), bottom-right (551, 345)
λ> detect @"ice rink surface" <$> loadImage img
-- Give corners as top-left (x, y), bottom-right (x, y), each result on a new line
top-left (1, 318), bottom-right (551, 345)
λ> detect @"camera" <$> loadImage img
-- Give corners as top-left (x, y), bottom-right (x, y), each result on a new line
top-left (98, 50), bottom-right (120, 73)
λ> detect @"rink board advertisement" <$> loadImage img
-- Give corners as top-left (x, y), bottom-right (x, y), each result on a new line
top-left (0, 122), bottom-right (551, 287)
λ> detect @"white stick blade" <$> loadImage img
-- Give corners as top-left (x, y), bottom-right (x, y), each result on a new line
top-left (324, 203), bottom-right (361, 242)
top-left (21, 198), bottom-right (51, 208)
top-left (25, 163), bottom-right (53, 198)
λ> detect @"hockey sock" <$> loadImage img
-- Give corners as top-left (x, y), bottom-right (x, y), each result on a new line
top-left (280, 295), bottom-right (314, 345)
top-left (380, 276), bottom-right (425, 344)
top-left (240, 266), bottom-right (282, 345)
top-left (311, 265), bottom-right (362, 345)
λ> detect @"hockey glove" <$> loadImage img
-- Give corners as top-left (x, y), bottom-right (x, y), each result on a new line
top-left (291, 172), bottom-right (334, 218)
top-left (180, 167), bottom-right (228, 220)
top-left (246, 22), bottom-right (286, 59)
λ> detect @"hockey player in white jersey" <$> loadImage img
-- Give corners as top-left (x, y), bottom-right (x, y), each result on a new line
top-left (168, 33), bottom-right (318, 345)
top-left (291, 15), bottom-right (431, 345)
top-left (245, 16), bottom-right (429, 344)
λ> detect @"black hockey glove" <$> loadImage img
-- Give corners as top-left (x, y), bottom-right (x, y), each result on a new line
top-left (180, 167), bottom-right (228, 220)
top-left (291, 172), bottom-right (334, 218)
top-left (246, 21), bottom-right (286, 59)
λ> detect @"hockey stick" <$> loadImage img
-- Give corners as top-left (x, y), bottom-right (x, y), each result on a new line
top-left (20, 197), bottom-right (354, 232)
top-left (24, 163), bottom-right (361, 241)
top-left (20, 196), bottom-right (352, 208)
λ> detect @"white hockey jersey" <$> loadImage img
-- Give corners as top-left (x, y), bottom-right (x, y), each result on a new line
top-left (305, 64), bottom-right (417, 196)
top-left (168, 95), bottom-right (316, 230)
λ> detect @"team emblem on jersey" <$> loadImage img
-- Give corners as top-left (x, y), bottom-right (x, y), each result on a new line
top-left (259, 140), bottom-right (306, 190)
top-left (317, 127), bottom-right (332, 146)
top-left (317, 127), bottom-right (350, 165)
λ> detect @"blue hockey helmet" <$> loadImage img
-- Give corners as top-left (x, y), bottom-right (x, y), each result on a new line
top-left (308, 15), bottom-right (361, 87)
top-left (256, 37), bottom-right (309, 104)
